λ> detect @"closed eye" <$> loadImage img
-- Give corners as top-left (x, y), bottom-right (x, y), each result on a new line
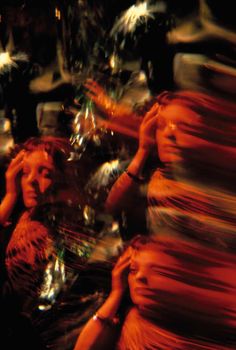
top-left (129, 265), bottom-right (138, 274)
top-left (39, 167), bottom-right (53, 179)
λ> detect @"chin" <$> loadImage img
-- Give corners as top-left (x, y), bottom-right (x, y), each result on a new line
top-left (131, 294), bottom-right (157, 308)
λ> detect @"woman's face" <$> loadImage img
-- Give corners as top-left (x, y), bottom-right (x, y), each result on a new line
top-left (128, 246), bottom-right (162, 309)
top-left (128, 242), bottom-right (236, 321)
top-left (21, 150), bottom-right (55, 208)
top-left (156, 104), bottom-right (200, 164)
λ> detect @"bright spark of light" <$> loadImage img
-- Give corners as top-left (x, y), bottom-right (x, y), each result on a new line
top-left (111, 1), bottom-right (162, 36)
top-left (39, 257), bottom-right (66, 308)
top-left (0, 51), bottom-right (28, 74)
top-left (86, 159), bottom-right (121, 189)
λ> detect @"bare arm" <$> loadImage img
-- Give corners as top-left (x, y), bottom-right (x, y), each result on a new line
top-left (0, 151), bottom-right (24, 225)
top-left (73, 248), bottom-right (132, 350)
top-left (84, 79), bottom-right (135, 119)
top-left (84, 79), bottom-right (143, 139)
top-left (105, 103), bottom-right (159, 215)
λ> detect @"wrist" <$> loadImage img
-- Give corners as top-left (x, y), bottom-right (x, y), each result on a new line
top-left (125, 170), bottom-right (146, 183)
top-left (92, 312), bottom-right (120, 327)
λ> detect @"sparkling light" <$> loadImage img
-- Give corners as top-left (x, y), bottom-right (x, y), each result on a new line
top-left (86, 159), bottom-right (121, 189)
top-left (0, 51), bottom-right (28, 74)
top-left (111, 1), bottom-right (162, 36)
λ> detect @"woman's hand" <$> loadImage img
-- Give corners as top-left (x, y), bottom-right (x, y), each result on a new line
top-left (5, 150), bottom-right (25, 198)
top-left (0, 150), bottom-right (25, 224)
top-left (84, 79), bottom-right (115, 115)
top-left (111, 247), bottom-right (132, 298)
top-left (138, 102), bottom-right (159, 153)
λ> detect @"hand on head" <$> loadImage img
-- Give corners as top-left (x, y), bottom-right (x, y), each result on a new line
top-left (84, 79), bottom-right (115, 115)
top-left (21, 149), bottom-right (55, 209)
top-left (5, 150), bottom-right (25, 198)
top-left (138, 103), bottom-right (159, 154)
top-left (111, 246), bottom-right (133, 298)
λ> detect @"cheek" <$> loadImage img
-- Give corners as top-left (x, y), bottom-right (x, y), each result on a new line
top-left (156, 130), bottom-right (161, 142)
top-left (147, 275), bottom-right (161, 290)
top-left (128, 274), bottom-right (133, 288)
top-left (21, 176), bottom-right (25, 188)
top-left (128, 274), bottom-right (137, 292)
top-left (156, 131), bottom-right (163, 150)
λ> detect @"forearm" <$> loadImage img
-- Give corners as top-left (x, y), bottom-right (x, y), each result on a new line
top-left (0, 194), bottom-right (17, 225)
top-left (73, 292), bottom-right (122, 350)
top-left (105, 149), bottom-right (149, 214)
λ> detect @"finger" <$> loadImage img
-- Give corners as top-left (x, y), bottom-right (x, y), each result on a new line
top-left (144, 115), bottom-right (158, 132)
top-left (12, 159), bottom-right (24, 173)
top-left (86, 80), bottom-right (103, 90)
top-left (143, 103), bottom-right (159, 123)
top-left (84, 80), bottom-right (104, 94)
top-left (114, 255), bottom-right (131, 269)
top-left (83, 84), bottom-right (97, 95)
top-left (114, 247), bottom-right (132, 268)
top-left (113, 258), bottom-right (131, 276)
top-left (140, 116), bottom-right (157, 138)
top-left (7, 160), bottom-right (24, 179)
top-left (148, 102), bottom-right (160, 115)
top-left (11, 150), bottom-right (25, 162)
top-left (142, 110), bottom-right (158, 127)
top-left (8, 150), bottom-right (25, 168)
top-left (84, 90), bottom-right (97, 99)
top-left (85, 78), bottom-right (96, 86)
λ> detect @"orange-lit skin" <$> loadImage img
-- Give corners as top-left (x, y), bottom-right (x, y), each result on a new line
top-left (156, 105), bottom-right (201, 164)
top-left (128, 240), bottom-right (236, 324)
top-left (128, 245), bottom-right (164, 309)
top-left (155, 103), bottom-right (236, 171)
top-left (21, 150), bottom-right (55, 208)
top-left (74, 237), bottom-right (236, 350)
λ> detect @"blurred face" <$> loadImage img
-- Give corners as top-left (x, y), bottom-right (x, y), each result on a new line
top-left (128, 245), bottom-right (161, 309)
top-left (156, 104), bottom-right (200, 164)
top-left (21, 150), bottom-right (55, 208)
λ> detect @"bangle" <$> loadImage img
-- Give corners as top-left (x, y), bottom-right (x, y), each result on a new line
top-left (93, 313), bottom-right (120, 327)
top-left (125, 169), bottom-right (145, 183)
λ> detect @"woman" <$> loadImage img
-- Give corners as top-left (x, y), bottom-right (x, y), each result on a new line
top-left (74, 235), bottom-right (236, 349)
top-left (105, 90), bottom-right (236, 249)
top-left (0, 136), bottom-right (97, 349)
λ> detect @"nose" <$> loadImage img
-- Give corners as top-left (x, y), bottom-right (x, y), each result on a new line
top-left (168, 121), bottom-right (177, 131)
top-left (135, 269), bottom-right (148, 284)
top-left (25, 171), bottom-right (39, 187)
top-left (163, 121), bottom-right (177, 139)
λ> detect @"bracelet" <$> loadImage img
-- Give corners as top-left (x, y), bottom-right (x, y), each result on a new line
top-left (93, 312), bottom-right (120, 327)
top-left (125, 169), bottom-right (145, 183)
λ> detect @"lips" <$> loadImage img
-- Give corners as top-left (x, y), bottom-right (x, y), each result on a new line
top-left (25, 191), bottom-right (38, 198)
top-left (162, 143), bottom-right (179, 150)
top-left (134, 287), bottom-right (155, 296)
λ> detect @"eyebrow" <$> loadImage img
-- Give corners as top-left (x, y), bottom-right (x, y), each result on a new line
top-left (130, 260), bottom-right (160, 268)
top-left (23, 163), bottom-right (54, 171)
